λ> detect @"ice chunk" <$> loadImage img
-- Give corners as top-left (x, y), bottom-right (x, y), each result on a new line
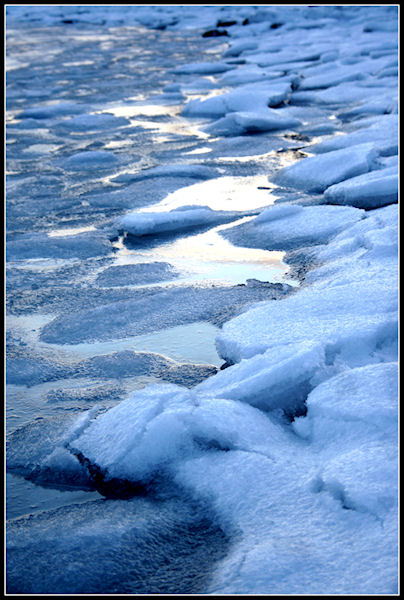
top-left (223, 41), bottom-right (258, 57)
top-left (338, 97), bottom-right (397, 118)
top-left (245, 48), bottom-right (322, 68)
top-left (293, 362), bottom-right (398, 446)
top-left (70, 383), bottom-right (290, 484)
top-left (197, 340), bottom-right (326, 415)
top-left (180, 77), bottom-right (217, 93)
top-left (222, 204), bottom-right (364, 251)
top-left (216, 280), bottom-right (397, 363)
top-left (298, 57), bottom-right (396, 91)
top-left (204, 109), bottom-right (301, 136)
top-left (272, 143), bottom-right (379, 193)
top-left (310, 117), bottom-right (398, 156)
top-left (324, 166), bottom-right (398, 209)
top-left (70, 384), bottom-right (192, 482)
top-left (314, 443), bottom-right (398, 519)
top-left (118, 206), bottom-right (253, 237)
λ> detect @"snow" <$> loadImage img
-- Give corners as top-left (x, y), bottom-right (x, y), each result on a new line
top-left (6, 3), bottom-right (398, 596)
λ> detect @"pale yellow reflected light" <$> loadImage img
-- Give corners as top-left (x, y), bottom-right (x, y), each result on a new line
top-left (141, 175), bottom-right (277, 213)
top-left (97, 103), bottom-right (209, 139)
top-left (114, 216), bottom-right (293, 287)
top-left (155, 218), bottom-right (283, 265)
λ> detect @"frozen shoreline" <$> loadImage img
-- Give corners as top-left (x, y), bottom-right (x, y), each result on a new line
top-left (6, 5), bottom-right (398, 595)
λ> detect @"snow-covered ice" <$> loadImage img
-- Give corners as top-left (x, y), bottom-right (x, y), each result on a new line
top-left (6, 4), bottom-right (398, 596)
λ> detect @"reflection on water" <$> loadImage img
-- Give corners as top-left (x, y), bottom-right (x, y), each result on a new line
top-left (98, 102), bottom-right (209, 139)
top-left (100, 103), bottom-right (181, 118)
top-left (143, 175), bottom-right (277, 212)
top-left (112, 175), bottom-right (296, 286)
top-left (37, 321), bottom-right (222, 367)
top-left (114, 216), bottom-right (294, 287)
top-left (6, 473), bottom-right (101, 521)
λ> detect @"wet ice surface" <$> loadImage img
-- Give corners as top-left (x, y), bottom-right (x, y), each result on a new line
top-left (6, 5), bottom-right (398, 596)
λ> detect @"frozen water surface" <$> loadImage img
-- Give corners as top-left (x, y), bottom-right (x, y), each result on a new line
top-left (6, 5), bottom-right (398, 595)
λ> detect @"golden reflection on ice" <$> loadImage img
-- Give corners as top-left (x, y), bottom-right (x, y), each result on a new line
top-left (142, 175), bottom-right (277, 213)
top-left (156, 218), bottom-right (284, 265)
top-left (114, 217), bottom-right (294, 287)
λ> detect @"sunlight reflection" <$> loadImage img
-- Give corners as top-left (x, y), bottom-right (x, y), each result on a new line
top-left (48, 225), bottom-right (96, 237)
top-left (141, 175), bottom-right (277, 213)
top-left (98, 103), bottom-right (209, 139)
top-left (113, 217), bottom-right (295, 287)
